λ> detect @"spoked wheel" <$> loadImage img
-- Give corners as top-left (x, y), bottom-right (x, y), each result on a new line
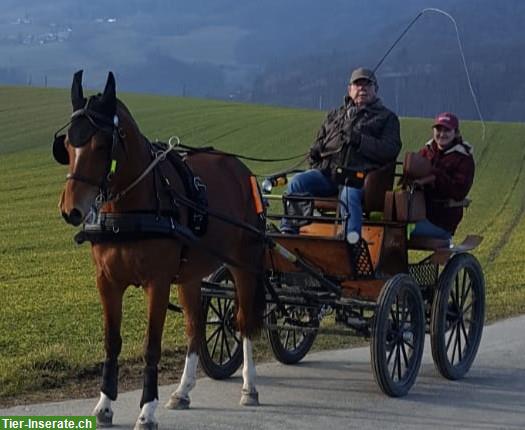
top-left (267, 304), bottom-right (319, 364)
top-left (371, 274), bottom-right (425, 397)
top-left (430, 253), bottom-right (485, 380)
top-left (199, 267), bottom-right (243, 380)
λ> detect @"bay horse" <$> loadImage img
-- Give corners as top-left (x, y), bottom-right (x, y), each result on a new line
top-left (55, 71), bottom-right (266, 430)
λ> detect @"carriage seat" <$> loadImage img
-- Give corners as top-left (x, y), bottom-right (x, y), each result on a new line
top-left (407, 236), bottom-right (451, 251)
top-left (408, 235), bottom-right (483, 265)
top-left (313, 162), bottom-right (396, 216)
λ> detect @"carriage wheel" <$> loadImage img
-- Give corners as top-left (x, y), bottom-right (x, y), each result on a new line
top-left (199, 267), bottom-right (243, 380)
top-left (371, 274), bottom-right (425, 397)
top-left (266, 304), bottom-right (319, 364)
top-left (430, 253), bottom-right (485, 380)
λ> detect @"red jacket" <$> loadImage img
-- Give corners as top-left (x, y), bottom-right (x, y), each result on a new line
top-left (418, 139), bottom-right (475, 234)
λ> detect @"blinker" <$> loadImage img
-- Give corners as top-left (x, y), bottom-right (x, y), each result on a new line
top-left (67, 117), bottom-right (97, 148)
top-left (52, 133), bottom-right (69, 165)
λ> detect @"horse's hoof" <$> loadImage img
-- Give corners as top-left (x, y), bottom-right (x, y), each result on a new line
top-left (165, 394), bottom-right (190, 410)
top-left (94, 408), bottom-right (113, 427)
top-left (240, 389), bottom-right (259, 406)
top-left (134, 422), bottom-right (158, 430)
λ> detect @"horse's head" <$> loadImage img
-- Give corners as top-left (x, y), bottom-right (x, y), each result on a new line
top-left (55, 70), bottom-right (123, 226)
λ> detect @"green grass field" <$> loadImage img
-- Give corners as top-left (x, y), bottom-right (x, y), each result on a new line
top-left (1, 86), bottom-right (524, 402)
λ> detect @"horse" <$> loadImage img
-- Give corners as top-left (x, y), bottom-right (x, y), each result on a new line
top-left (54, 71), bottom-right (266, 430)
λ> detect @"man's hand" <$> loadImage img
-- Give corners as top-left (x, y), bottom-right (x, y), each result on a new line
top-left (309, 146), bottom-right (322, 163)
top-left (412, 174), bottom-right (436, 188)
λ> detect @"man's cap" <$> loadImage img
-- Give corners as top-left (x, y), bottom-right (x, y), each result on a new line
top-left (433, 112), bottom-right (459, 130)
top-left (349, 67), bottom-right (377, 84)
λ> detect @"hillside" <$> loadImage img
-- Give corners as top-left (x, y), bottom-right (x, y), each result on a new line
top-left (0, 86), bottom-right (524, 401)
top-left (0, 1), bottom-right (524, 120)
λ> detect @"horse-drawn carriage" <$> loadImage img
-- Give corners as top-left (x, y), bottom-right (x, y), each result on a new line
top-left (54, 71), bottom-right (485, 429)
top-left (198, 159), bottom-right (485, 397)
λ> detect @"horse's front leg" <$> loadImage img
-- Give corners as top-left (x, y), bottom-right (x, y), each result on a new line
top-left (92, 274), bottom-right (125, 427)
top-left (135, 280), bottom-right (170, 430)
top-left (166, 281), bottom-right (202, 410)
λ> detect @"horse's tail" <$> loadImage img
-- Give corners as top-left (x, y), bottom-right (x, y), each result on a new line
top-left (250, 182), bottom-right (267, 337)
top-left (252, 270), bottom-right (267, 336)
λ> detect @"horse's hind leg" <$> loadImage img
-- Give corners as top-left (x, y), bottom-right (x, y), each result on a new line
top-left (92, 275), bottom-right (125, 427)
top-left (135, 280), bottom-right (170, 430)
top-left (240, 337), bottom-right (259, 406)
top-left (166, 281), bottom-right (203, 410)
top-left (232, 269), bottom-right (265, 407)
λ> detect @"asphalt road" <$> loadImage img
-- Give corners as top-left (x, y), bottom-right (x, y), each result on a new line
top-left (2, 315), bottom-right (524, 430)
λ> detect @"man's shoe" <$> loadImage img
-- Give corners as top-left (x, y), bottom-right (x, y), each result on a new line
top-left (267, 223), bottom-right (280, 233)
top-left (280, 227), bottom-right (297, 235)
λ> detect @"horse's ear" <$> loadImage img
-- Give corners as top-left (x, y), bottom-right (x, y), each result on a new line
top-left (101, 72), bottom-right (117, 114)
top-left (71, 70), bottom-right (86, 111)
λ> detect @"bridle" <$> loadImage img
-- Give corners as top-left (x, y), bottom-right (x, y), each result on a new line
top-left (54, 97), bottom-right (175, 211)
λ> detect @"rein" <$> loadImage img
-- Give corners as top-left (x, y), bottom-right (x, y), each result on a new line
top-left (173, 141), bottom-right (310, 182)
top-left (174, 142), bottom-right (308, 163)
top-left (110, 137), bottom-right (178, 203)
top-left (163, 184), bottom-right (265, 239)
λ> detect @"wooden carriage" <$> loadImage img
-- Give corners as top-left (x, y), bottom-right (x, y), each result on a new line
top-left (199, 157), bottom-right (485, 397)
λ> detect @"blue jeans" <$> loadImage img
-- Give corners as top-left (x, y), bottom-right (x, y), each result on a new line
top-left (279, 169), bottom-right (363, 236)
top-left (339, 185), bottom-right (363, 236)
top-left (411, 219), bottom-right (452, 242)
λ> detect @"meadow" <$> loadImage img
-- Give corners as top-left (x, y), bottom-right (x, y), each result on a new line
top-left (1, 86), bottom-right (524, 403)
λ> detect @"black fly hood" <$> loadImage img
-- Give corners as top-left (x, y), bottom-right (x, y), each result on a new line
top-left (52, 70), bottom-right (118, 165)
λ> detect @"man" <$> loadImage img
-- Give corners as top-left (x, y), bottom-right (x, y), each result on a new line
top-left (280, 67), bottom-right (402, 242)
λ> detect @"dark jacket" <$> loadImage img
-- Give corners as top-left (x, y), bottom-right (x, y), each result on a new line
top-left (419, 139), bottom-right (475, 234)
top-left (310, 96), bottom-right (401, 180)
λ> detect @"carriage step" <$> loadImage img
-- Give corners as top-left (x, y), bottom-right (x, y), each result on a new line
top-left (265, 323), bottom-right (369, 337)
top-left (338, 296), bottom-right (377, 309)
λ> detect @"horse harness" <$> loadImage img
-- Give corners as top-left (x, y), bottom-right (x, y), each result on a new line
top-left (74, 142), bottom-right (209, 247)
top-left (53, 98), bottom-right (209, 247)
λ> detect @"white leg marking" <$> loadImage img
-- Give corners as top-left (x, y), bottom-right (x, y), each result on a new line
top-left (92, 392), bottom-right (113, 425)
top-left (175, 352), bottom-right (198, 399)
top-left (165, 353), bottom-right (198, 410)
top-left (93, 391), bottom-right (112, 414)
top-left (240, 337), bottom-right (259, 406)
top-left (137, 399), bottom-right (159, 427)
top-left (242, 337), bottom-right (256, 393)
